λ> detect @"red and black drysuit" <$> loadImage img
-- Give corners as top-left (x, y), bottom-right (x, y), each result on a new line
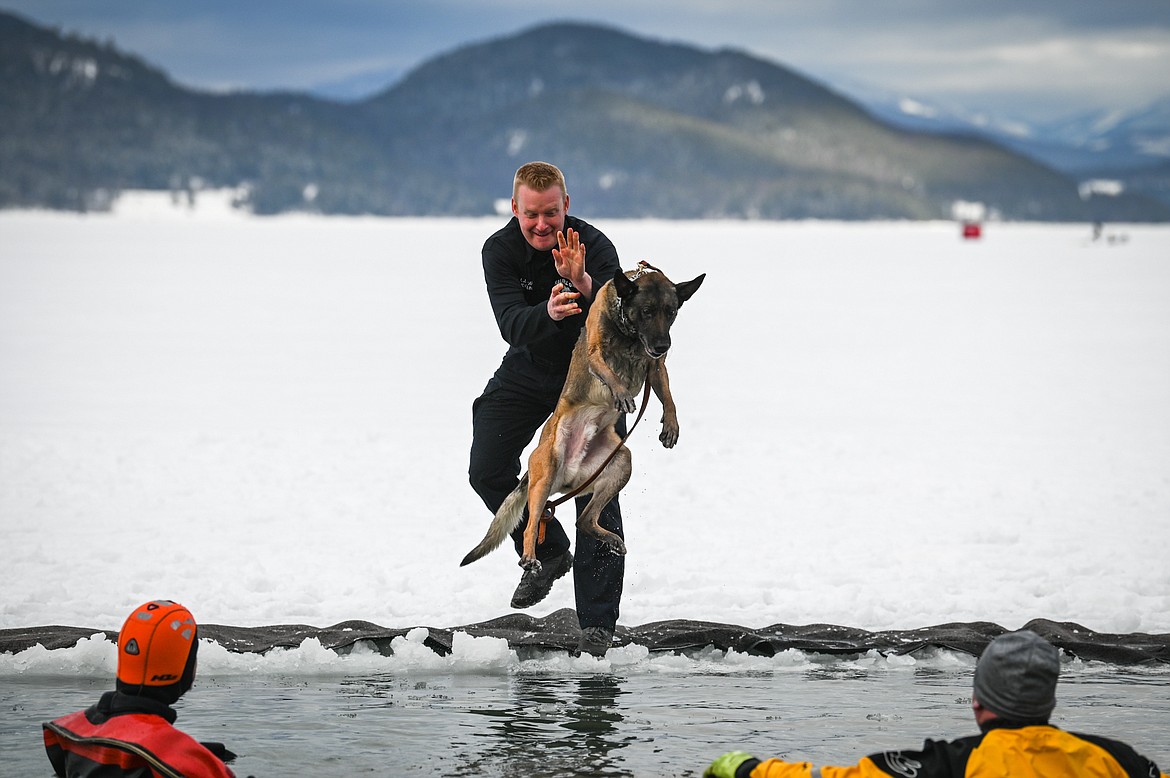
top-left (43, 690), bottom-right (236, 778)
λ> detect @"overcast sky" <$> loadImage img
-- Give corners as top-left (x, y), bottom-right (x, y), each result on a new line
top-left (6, 0), bottom-right (1169, 122)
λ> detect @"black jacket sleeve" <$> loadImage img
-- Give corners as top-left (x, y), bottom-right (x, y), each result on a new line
top-left (481, 215), bottom-right (621, 366)
top-left (482, 229), bottom-right (563, 350)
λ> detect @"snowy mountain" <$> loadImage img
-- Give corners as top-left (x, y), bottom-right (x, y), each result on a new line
top-left (1037, 99), bottom-right (1170, 172)
top-left (2, 10), bottom-right (1168, 220)
top-left (839, 80), bottom-right (1170, 207)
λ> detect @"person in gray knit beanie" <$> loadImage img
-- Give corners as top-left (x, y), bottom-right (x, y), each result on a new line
top-left (972, 629), bottom-right (1060, 726)
top-left (705, 628), bottom-right (1168, 778)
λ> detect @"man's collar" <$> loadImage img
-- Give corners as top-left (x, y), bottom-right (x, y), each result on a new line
top-left (980, 717), bottom-right (1052, 734)
top-left (99, 690), bottom-right (178, 723)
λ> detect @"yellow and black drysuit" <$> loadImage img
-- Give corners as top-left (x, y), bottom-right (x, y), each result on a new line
top-left (736, 720), bottom-right (1166, 778)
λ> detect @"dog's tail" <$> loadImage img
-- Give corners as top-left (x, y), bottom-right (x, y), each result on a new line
top-left (460, 473), bottom-right (529, 567)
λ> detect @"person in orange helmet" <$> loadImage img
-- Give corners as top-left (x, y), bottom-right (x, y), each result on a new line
top-left (42, 600), bottom-right (238, 777)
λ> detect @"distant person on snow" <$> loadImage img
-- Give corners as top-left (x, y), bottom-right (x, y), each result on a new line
top-left (468, 160), bottom-right (626, 658)
top-left (704, 630), bottom-right (1166, 778)
top-left (43, 600), bottom-right (239, 778)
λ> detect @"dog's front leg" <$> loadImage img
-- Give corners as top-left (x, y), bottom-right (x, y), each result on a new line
top-left (587, 350), bottom-right (635, 412)
top-left (649, 359), bottom-right (680, 448)
top-left (585, 317), bottom-right (636, 412)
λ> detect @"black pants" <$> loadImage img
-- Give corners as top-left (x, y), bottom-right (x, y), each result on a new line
top-left (469, 353), bottom-right (625, 630)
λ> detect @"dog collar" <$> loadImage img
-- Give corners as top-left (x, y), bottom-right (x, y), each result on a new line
top-left (614, 261), bottom-right (659, 337)
top-left (614, 299), bottom-right (637, 338)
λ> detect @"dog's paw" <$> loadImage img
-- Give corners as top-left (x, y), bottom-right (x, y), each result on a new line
top-left (519, 556), bottom-right (542, 574)
top-left (659, 424), bottom-right (679, 448)
top-left (603, 536), bottom-right (628, 556)
top-left (613, 393), bottom-right (637, 413)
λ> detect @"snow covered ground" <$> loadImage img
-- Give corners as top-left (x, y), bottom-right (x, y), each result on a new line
top-left (2, 194), bottom-right (1169, 653)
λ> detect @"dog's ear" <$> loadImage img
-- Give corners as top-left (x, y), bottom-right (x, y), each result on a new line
top-left (674, 273), bottom-right (705, 305)
top-left (613, 268), bottom-right (639, 300)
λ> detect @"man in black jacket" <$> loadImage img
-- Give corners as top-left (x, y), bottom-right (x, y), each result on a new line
top-left (469, 161), bottom-right (625, 657)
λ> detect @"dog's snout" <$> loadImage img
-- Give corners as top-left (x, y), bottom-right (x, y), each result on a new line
top-left (646, 339), bottom-right (671, 359)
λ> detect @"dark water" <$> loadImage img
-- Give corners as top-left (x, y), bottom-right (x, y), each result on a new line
top-left (4, 661), bottom-right (1167, 776)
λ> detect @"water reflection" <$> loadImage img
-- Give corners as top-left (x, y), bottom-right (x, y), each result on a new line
top-left (4, 663), bottom-right (1167, 776)
top-left (457, 674), bottom-right (631, 777)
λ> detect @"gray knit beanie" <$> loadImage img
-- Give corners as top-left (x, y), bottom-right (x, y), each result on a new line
top-left (973, 630), bottom-right (1060, 722)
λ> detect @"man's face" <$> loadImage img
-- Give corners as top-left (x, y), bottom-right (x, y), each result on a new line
top-left (513, 184), bottom-right (568, 252)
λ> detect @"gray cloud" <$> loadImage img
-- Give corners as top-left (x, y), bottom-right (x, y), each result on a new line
top-left (6, 0), bottom-right (1168, 120)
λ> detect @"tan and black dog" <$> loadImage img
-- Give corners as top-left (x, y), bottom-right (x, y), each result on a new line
top-left (460, 263), bottom-right (705, 574)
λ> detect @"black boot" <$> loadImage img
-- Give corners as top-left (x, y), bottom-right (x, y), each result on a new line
top-left (510, 550), bottom-right (573, 609)
top-left (576, 625), bottom-right (615, 657)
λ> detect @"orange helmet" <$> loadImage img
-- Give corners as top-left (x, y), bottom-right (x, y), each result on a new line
top-left (116, 600), bottom-right (199, 702)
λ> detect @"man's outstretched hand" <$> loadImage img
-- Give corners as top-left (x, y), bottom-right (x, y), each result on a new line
top-left (552, 228), bottom-right (591, 298)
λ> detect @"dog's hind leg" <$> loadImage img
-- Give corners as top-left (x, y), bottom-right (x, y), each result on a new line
top-left (520, 452), bottom-right (559, 573)
top-left (574, 444), bottom-right (631, 556)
